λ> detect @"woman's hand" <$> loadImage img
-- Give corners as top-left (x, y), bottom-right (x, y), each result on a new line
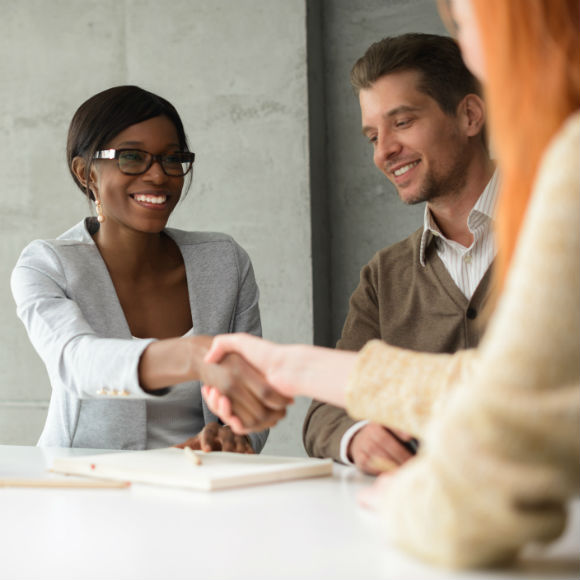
top-left (139, 334), bottom-right (291, 432)
top-left (174, 422), bottom-right (254, 453)
top-left (205, 334), bottom-right (302, 398)
top-left (201, 384), bottom-right (250, 434)
top-left (357, 471), bottom-right (395, 511)
top-left (205, 333), bottom-right (357, 406)
top-left (199, 352), bottom-right (292, 433)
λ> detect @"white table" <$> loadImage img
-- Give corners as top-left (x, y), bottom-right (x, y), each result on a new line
top-left (0, 445), bottom-right (578, 580)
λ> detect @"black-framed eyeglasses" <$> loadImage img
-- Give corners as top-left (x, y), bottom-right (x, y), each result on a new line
top-left (94, 148), bottom-right (195, 177)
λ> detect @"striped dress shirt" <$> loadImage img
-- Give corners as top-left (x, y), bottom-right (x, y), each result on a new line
top-left (420, 171), bottom-right (499, 299)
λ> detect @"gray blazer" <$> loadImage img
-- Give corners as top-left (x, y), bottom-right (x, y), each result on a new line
top-left (11, 218), bottom-right (268, 452)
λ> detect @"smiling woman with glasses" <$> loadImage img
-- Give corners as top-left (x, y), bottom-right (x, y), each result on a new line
top-left (10, 85), bottom-right (286, 454)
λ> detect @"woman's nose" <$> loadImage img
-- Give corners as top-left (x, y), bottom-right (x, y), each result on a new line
top-left (142, 159), bottom-right (168, 183)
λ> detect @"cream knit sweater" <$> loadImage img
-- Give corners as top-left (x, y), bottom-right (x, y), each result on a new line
top-left (345, 113), bottom-right (580, 568)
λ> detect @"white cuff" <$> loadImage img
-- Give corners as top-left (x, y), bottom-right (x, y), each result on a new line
top-left (339, 420), bottom-right (369, 465)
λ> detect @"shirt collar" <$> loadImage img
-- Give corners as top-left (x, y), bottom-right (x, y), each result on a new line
top-left (419, 169), bottom-right (500, 266)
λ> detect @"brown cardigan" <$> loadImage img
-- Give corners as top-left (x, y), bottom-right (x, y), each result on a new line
top-left (303, 226), bottom-right (492, 461)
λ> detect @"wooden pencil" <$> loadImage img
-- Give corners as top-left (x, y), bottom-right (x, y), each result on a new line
top-left (183, 446), bottom-right (202, 466)
top-left (0, 478), bottom-right (130, 489)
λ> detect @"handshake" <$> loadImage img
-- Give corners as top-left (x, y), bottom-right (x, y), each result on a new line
top-left (196, 333), bottom-right (356, 434)
top-left (198, 333), bottom-right (295, 434)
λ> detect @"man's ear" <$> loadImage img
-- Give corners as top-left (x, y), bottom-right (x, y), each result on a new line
top-left (459, 93), bottom-right (486, 138)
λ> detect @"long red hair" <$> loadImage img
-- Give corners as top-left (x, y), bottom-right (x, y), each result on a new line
top-left (472, 0), bottom-right (580, 291)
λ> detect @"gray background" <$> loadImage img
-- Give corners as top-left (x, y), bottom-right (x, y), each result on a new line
top-left (0, 0), bottom-right (445, 455)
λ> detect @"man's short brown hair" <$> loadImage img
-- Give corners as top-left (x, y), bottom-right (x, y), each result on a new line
top-left (350, 33), bottom-right (482, 116)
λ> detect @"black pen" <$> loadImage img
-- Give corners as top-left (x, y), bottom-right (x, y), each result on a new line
top-left (388, 429), bottom-right (419, 454)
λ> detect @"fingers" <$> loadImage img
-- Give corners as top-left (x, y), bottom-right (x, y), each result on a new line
top-left (204, 385), bottom-right (286, 434)
top-left (217, 424), bottom-right (236, 452)
top-left (349, 423), bottom-right (416, 475)
top-left (352, 449), bottom-right (389, 476)
top-left (221, 352), bottom-right (292, 410)
top-left (206, 334), bottom-right (289, 400)
top-left (185, 422), bottom-right (254, 453)
top-left (366, 456), bottom-right (398, 473)
top-left (387, 428), bottom-right (419, 456)
top-left (206, 334), bottom-right (303, 401)
top-left (176, 423), bottom-right (255, 454)
top-left (199, 421), bottom-right (221, 451)
top-left (233, 431), bottom-right (254, 454)
top-left (205, 333), bottom-right (261, 365)
top-left (216, 424), bottom-right (253, 453)
top-left (391, 427), bottom-right (412, 440)
top-left (202, 384), bottom-right (234, 422)
top-left (174, 436), bottom-right (202, 450)
top-left (357, 472), bottom-right (394, 511)
top-left (380, 429), bottom-right (415, 464)
top-left (201, 352), bottom-right (291, 432)
top-left (202, 385), bottom-right (248, 434)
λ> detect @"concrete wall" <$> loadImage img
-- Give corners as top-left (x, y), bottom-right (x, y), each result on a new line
top-left (320, 0), bottom-right (447, 343)
top-left (0, 0), bottom-right (444, 456)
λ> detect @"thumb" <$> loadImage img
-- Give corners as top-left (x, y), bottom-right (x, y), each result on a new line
top-left (204, 335), bottom-right (239, 364)
top-left (199, 362), bottom-right (232, 392)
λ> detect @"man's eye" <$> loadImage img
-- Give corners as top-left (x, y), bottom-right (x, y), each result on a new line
top-left (368, 135), bottom-right (378, 145)
top-left (395, 119), bottom-right (412, 128)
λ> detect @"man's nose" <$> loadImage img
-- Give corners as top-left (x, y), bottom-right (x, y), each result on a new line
top-left (374, 132), bottom-right (401, 169)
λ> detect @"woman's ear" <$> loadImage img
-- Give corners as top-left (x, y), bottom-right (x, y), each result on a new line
top-left (71, 156), bottom-right (98, 198)
top-left (71, 156), bottom-right (88, 187)
top-left (459, 93), bottom-right (486, 138)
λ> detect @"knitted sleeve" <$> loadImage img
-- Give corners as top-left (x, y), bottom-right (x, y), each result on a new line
top-left (346, 341), bottom-right (476, 437)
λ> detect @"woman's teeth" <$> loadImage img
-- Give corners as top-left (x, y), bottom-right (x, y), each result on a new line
top-left (133, 194), bottom-right (167, 204)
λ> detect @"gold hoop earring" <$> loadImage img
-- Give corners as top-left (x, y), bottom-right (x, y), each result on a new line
top-left (95, 199), bottom-right (105, 223)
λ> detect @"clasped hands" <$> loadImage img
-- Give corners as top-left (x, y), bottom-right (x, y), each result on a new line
top-left (195, 334), bottom-right (417, 480)
top-left (196, 333), bottom-right (295, 435)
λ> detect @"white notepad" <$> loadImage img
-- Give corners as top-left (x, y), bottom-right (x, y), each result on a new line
top-left (51, 448), bottom-right (333, 491)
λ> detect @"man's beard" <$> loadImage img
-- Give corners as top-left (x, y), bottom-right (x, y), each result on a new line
top-left (399, 156), bottom-right (469, 206)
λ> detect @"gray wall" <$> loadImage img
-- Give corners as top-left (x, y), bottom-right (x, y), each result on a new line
top-left (319, 0), bottom-right (447, 343)
top-left (0, 0), bottom-right (444, 456)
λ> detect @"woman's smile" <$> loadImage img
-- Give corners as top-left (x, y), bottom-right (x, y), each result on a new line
top-left (130, 192), bottom-right (170, 208)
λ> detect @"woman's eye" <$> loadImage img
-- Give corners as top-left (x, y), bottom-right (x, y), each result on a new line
top-left (121, 151), bottom-right (145, 162)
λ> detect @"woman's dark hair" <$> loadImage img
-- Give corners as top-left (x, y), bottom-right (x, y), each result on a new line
top-left (66, 85), bottom-right (191, 200)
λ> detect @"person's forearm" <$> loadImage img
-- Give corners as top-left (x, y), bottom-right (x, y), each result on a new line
top-left (139, 335), bottom-right (212, 392)
top-left (204, 334), bottom-right (358, 404)
top-left (279, 345), bottom-right (358, 406)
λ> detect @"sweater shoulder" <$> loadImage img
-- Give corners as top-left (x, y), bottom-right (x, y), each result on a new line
top-left (367, 227), bottom-right (424, 271)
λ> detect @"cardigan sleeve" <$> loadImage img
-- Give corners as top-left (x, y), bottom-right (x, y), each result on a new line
top-left (345, 113), bottom-right (580, 567)
top-left (346, 341), bottom-right (476, 438)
